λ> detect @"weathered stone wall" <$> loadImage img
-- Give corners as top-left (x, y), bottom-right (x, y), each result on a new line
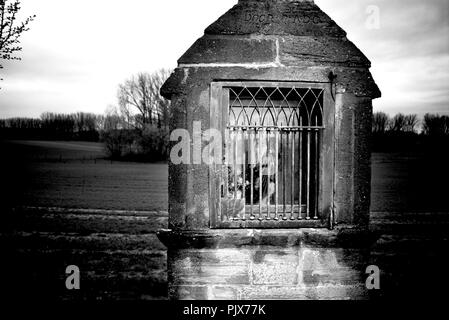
top-left (354, 97), bottom-right (373, 226)
top-left (334, 93), bottom-right (373, 226)
top-left (159, 0), bottom-right (381, 300)
top-left (162, 0), bottom-right (380, 230)
top-left (164, 66), bottom-right (376, 229)
top-left (168, 245), bottom-right (370, 300)
top-left (158, 228), bottom-right (377, 300)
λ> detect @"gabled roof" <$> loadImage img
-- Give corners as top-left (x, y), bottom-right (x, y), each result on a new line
top-left (206, 0), bottom-right (346, 38)
top-left (179, 0), bottom-right (371, 68)
top-left (162, 0), bottom-right (381, 99)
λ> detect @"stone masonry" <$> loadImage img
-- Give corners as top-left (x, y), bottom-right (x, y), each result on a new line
top-left (159, 0), bottom-right (381, 300)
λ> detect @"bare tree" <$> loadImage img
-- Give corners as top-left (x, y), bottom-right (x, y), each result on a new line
top-left (106, 70), bottom-right (172, 160)
top-left (403, 114), bottom-right (419, 133)
top-left (73, 112), bottom-right (97, 133)
top-left (117, 69), bottom-right (171, 129)
top-left (0, 0), bottom-right (35, 80)
top-left (422, 114), bottom-right (449, 136)
top-left (372, 112), bottom-right (390, 134)
top-left (103, 105), bottom-right (123, 131)
top-left (388, 113), bottom-right (407, 132)
top-left (119, 100), bottom-right (133, 130)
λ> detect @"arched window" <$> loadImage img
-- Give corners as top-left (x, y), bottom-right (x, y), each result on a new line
top-left (210, 82), bottom-right (333, 229)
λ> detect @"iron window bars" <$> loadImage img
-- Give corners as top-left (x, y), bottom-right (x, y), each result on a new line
top-left (210, 82), bottom-right (333, 229)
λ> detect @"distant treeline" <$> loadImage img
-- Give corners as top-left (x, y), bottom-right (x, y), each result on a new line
top-left (0, 112), bottom-right (103, 141)
top-left (0, 70), bottom-right (173, 162)
top-left (372, 112), bottom-right (449, 152)
top-left (2, 110), bottom-right (448, 156)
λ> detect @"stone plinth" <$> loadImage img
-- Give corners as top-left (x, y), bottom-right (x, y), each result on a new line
top-left (159, 229), bottom-right (376, 300)
top-left (159, 0), bottom-right (381, 300)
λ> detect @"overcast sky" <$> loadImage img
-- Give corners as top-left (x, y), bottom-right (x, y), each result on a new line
top-left (0, 0), bottom-right (448, 118)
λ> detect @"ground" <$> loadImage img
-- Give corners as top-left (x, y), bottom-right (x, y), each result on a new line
top-left (0, 140), bottom-right (448, 300)
top-left (0, 140), bottom-right (167, 211)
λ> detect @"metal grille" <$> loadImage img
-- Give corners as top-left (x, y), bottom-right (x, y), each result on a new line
top-left (221, 86), bottom-right (324, 223)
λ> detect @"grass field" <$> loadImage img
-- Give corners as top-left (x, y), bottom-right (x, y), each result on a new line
top-left (0, 140), bottom-right (168, 211)
top-left (1, 140), bottom-right (448, 300)
top-left (2, 139), bottom-right (448, 213)
top-left (372, 151), bottom-right (449, 213)
top-left (0, 140), bottom-right (170, 300)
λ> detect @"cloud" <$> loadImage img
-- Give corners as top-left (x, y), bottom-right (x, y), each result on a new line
top-left (0, 0), bottom-right (448, 118)
top-left (317, 0), bottom-right (449, 116)
top-left (1, 0), bottom-right (237, 117)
